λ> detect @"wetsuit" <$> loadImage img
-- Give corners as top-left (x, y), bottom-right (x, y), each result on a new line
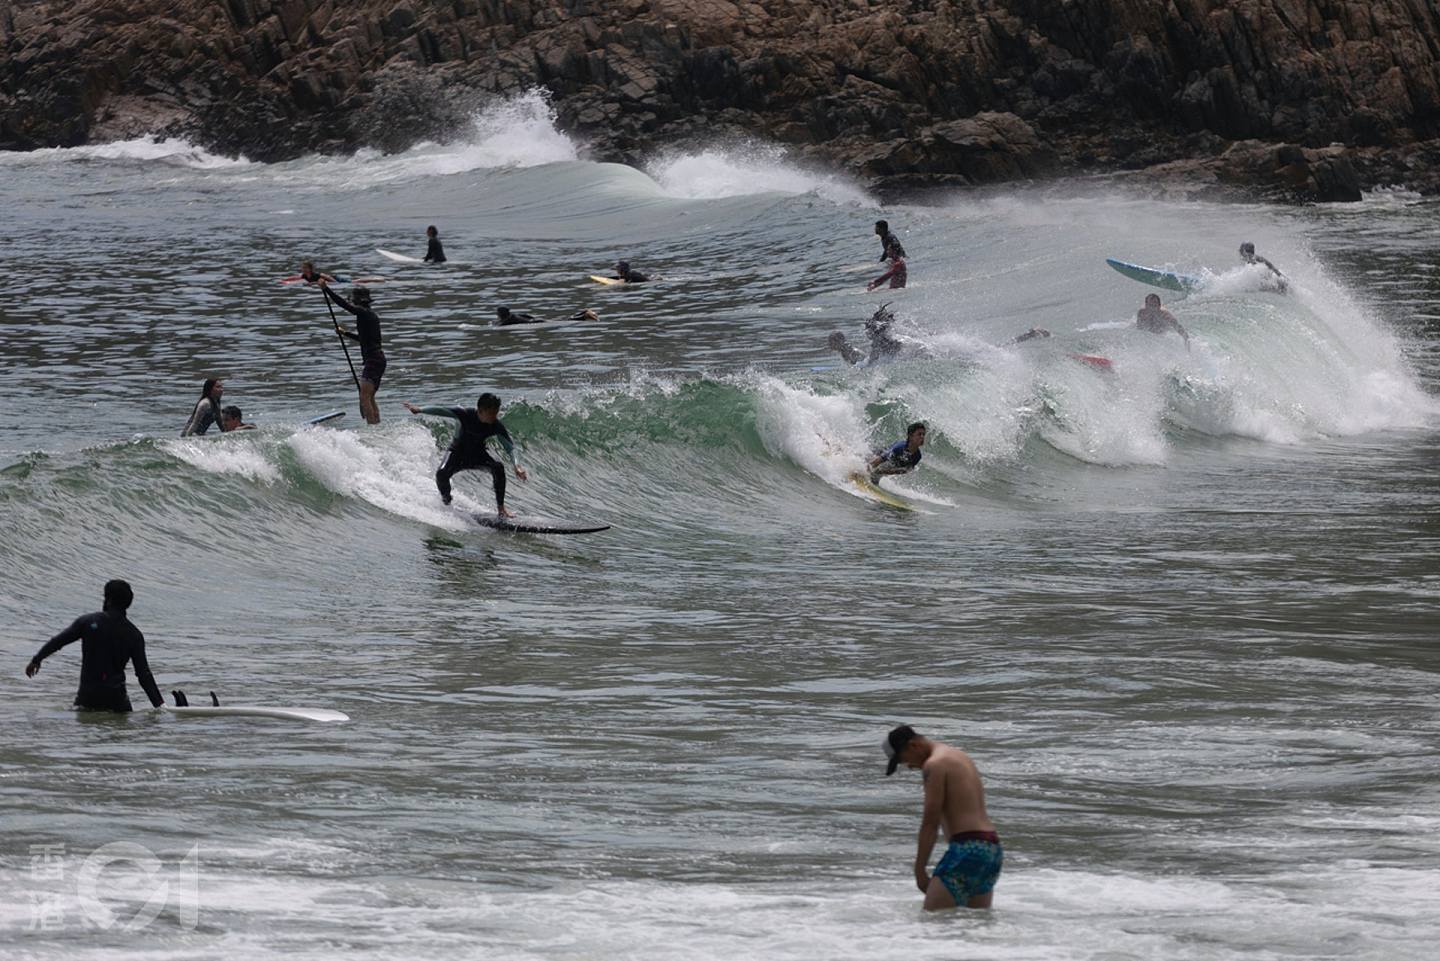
top-left (420, 406), bottom-right (519, 507)
top-left (326, 288), bottom-right (386, 387)
top-left (617, 269), bottom-right (649, 284)
top-left (872, 440), bottom-right (922, 480)
top-left (181, 396), bottom-right (221, 437)
top-left (879, 231), bottom-right (906, 261)
top-left (496, 309), bottom-right (539, 326)
top-left (424, 236), bottom-right (447, 263)
top-left (31, 610), bottom-right (163, 712)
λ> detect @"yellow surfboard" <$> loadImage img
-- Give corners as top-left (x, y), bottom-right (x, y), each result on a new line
top-left (589, 274), bottom-right (624, 286)
top-left (848, 471), bottom-right (916, 511)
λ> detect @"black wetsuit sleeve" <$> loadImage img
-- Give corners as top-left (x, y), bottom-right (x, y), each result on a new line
top-left (325, 287), bottom-right (359, 316)
top-left (129, 630), bottom-right (164, 709)
top-left (33, 616), bottom-right (88, 664)
top-left (425, 238), bottom-right (446, 263)
top-left (495, 422), bottom-right (517, 464)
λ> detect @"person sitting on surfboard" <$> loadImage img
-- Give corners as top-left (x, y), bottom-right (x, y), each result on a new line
top-left (611, 260), bottom-right (649, 284)
top-left (181, 378), bottom-right (225, 436)
top-left (495, 307), bottom-right (598, 326)
top-left (1136, 294), bottom-right (1190, 350)
top-left (220, 405), bottom-right (255, 432)
top-left (875, 220), bottom-right (906, 261)
top-left (867, 422), bottom-right (926, 484)
top-left (24, 579), bottom-right (164, 713)
top-left (321, 281), bottom-right (385, 424)
top-left (868, 244), bottom-right (907, 290)
top-left (424, 225), bottom-right (446, 264)
top-left (403, 393), bottom-right (528, 517)
top-left (1239, 242), bottom-right (1286, 291)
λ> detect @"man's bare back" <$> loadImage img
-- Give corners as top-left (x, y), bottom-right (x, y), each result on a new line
top-left (923, 744), bottom-right (995, 837)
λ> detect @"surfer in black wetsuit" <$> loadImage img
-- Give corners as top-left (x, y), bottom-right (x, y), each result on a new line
top-left (612, 260), bottom-right (649, 283)
top-left (875, 220), bottom-right (906, 261)
top-left (424, 225), bottom-right (447, 263)
top-left (321, 281), bottom-right (385, 424)
top-left (404, 393), bottom-right (528, 517)
top-left (495, 306), bottom-right (598, 326)
top-left (181, 378), bottom-right (224, 436)
top-left (24, 580), bottom-right (164, 713)
top-left (1239, 242), bottom-right (1287, 291)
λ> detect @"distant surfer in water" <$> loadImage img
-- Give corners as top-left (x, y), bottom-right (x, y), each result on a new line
top-left (220, 405), bottom-right (255, 432)
top-left (875, 219), bottom-right (906, 261)
top-left (1009, 328), bottom-right (1051, 344)
top-left (181, 378), bottom-right (224, 436)
top-left (404, 393), bottom-right (527, 517)
top-left (868, 244), bottom-right (908, 290)
top-left (24, 579), bottom-right (164, 713)
top-left (883, 724), bottom-right (1002, 911)
top-left (1239, 242), bottom-right (1287, 291)
top-left (1136, 293), bottom-right (1190, 350)
top-left (611, 260), bottom-right (649, 284)
top-left (424, 225), bottom-right (446, 264)
top-left (321, 280), bottom-right (385, 424)
top-left (495, 306), bottom-right (598, 326)
top-left (828, 305), bottom-right (910, 366)
top-left (295, 260), bottom-right (336, 285)
top-left (867, 422), bottom-right (926, 484)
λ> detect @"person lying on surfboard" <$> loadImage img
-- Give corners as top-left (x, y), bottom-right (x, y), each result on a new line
top-left (24, 579), bottom-right (164, 713)
top-left (867, 244), bottom-right (907, 290)
top-left (423, 225), bottom-right (446, 263)
top-left (610, 260), bottom-right (649, 284)
top-left (220, 405), bottom-right (255, 432)
top-left (867, 422), bottom-right (926, 484)
top-left (1136, 294), bottom-right (1190, 350)
top-left (1239, 242), bottom-right (1287, 292)
top-left (495, 306), bottom-right (599, 326)
top-left (289, 260), bottom-right (337, 285)
top-left (403, 393), bottom-right (528, 517)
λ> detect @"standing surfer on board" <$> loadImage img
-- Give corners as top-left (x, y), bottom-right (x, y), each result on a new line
top-left (1136, 294), bottom-right (1190, 350)
top-left (883, 724), bottom-right (1003, 911)
top-left (321, 280), bottom-right (385, 424)
top-left (403, 393), bottom-right (527, 517)
top-left (180, 378), bottom-right (225, 436)
top-left (867, 422), bottom-right (926, 484)
top-left (1239, 242), bottom-right (1287, 291)
top-left (424, 225), bottom-right (447, 264)
top-left (24, 580), bottom-right (164, 713)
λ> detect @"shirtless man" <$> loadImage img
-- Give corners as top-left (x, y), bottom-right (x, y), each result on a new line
top-left (884, 724), bottom-right (1002, 911)
top-left (1239, 242), bottom-right (1287, 292)
top-left (1136, 293), bottom-right (1190, 349)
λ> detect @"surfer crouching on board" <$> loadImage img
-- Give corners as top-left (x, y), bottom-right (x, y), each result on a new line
top-left (404, 394), bottom-right (528, 517)
top-left (884, 724), bottom-right (1002, 910)
top-left (181, 378), bottom-right (224, 436)
top-left (24, 579), bottom-right (164, 713)
top-left (1239, 242), bottom-right (1287, 292)
top-left (424, 225), bottom-right (446, 263)
top-left (1136, 294), bottom-right (1190, 350)
top-left (322, 281), bottom-right (386, 424)
top-left (867, 422), bottom-right (925, 484)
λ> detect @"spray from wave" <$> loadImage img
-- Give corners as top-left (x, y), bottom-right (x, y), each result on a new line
top-left (0, 134), bottom-right (250, 170)
top-left (647, 141), bottom-right (875, 206)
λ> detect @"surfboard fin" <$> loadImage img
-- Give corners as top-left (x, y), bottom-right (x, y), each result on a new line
top-left (209, 691), bottom-right (220, 707)
top-left (172, 690), bottom-right (190, 707)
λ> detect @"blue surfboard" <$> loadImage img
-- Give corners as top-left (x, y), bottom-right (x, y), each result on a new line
top-left (1106, 258), bottom-right (1203, 293)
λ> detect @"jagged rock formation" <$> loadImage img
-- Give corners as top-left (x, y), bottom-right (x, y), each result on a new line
top-left (3, 0), bottom-right (1439, 200)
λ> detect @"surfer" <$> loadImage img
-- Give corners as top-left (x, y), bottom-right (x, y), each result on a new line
top-left (294, 260), bottom-right (336, 285)
top-left (180, 378), bottom-right (224, 436)
top-left (1136, 293), bottom-right (1190, 349)
top-left (24, 580), bottom-right (164, 713)
top-left (611, 260), bottom-right (649, 284)
top-left (495, 307), bottom-right (598, 326)
top-left (828, 305), bottom-right (912, 366)
top-left (1239, 242), bottom-right (1287, 291)
top-left (875, 219), bottom-right (906, 260)
top-left (867, 422), bottom-right (926, 483)
top-left (868, 244), bottom-right (908, 290)
top-left (1009, 328), bottom-right (1051, 344)
top-left (321, 281), bottom-right (385, 424)
top-left (403, 394), bottom-right (527, 517)
top-left (424, 225), bottom-right (447, 263)
top-left (220, 405), bottom-right (255, 432)
top-left (883, 724), bottom-right (1002, 911)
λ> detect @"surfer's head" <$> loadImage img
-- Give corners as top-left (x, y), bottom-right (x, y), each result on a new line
top-left (221, 406), bottom-right (243, 431)
top-left (350, 286), bottom-right (372, 306)
top-left (1144, 293), bottom-right (1162, 308)
top-left (875, 219), bottom-right (888, 235)
top-left (865, 305), bottom-right (894, 335)
top-left (883, 724), bottom-right (925, 775)
top-left (300, 260), bottom-right (316, 275)
top-left (1239, 242), bottom-right (1256, 260)
top-left (614, 260), bottom-right (630, 274)
top-left (906, 422), bottom-right (927, 447)
top-left (496, 307), bottom-right (512, 322)
top-left (103, 579), bottom-right (133, 612)
top-left (200, 378), bottom-right (222, 400)
top-left (476, 392), bottom-right (501, 415)
top-left (426, 225), bottom-right (438, 238)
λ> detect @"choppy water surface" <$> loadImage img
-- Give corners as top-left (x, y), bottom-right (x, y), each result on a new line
top-left (2, 94), bottom-right (1438, 960)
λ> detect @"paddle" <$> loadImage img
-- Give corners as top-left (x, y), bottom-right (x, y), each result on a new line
top-left (321, 287), bottom-right (361, 395)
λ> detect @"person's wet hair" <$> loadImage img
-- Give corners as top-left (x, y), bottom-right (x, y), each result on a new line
top-left (477, 392), bottom-right (501, 412)
top-left (1145, 293), bottom-right (1161, 306)
top-left (103, 579), bottom-right (134, 611)
top-left (875, 219), bottom-right (888, 231)
top-left (496, 307), bottom-right (512, 320)
top-left (906, 421), bottom-right (926, 438)
top-left (222, 405), bottom-right (242, 421)
top-left (199, 378), bottom-right (218, 399)
top-left (427, 225), bottom-right (438, 237)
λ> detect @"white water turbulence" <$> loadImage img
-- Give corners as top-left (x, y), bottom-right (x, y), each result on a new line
top-left (0, 134), bottom-right (252, 170)
top-left (648, 140), bottom-right (876, 206)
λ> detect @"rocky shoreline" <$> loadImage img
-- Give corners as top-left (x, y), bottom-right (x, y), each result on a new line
top-left (3, 0), bottom-right (1439, 202)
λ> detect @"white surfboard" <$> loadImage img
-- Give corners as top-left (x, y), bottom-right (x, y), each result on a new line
top-left (163, 705), bottom-right (349, 722)
top-left (376, 248), bottom-right (424, 264)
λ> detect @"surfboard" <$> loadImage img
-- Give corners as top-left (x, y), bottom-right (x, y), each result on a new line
top-left (475, 515), bottom-right (611, 535)
top-left (304, 410), bottom-right (345, 425)
top-left (847, 471), bottom-right (917, 511)
top-left (376, 248), bottom-right (424, 264)
top-left (1105, 258), bottom-right (1203, 292)
top-left (589, 275), bottom-right (625, 286)
top-left (1068, 353), bottom-right (1114, 370)
top-left (163, 705), bottom-right (349, 722)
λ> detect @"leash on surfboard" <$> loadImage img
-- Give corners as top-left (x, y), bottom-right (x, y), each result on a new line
top-left (321, 288), bottom-right (362, 393)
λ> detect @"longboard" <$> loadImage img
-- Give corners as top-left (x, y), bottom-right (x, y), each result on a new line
top-left (847, 471), bottom-right (917, 511)
top-left (1105, 258), bottom-right (1202, 293)
top-left (377, 248), bottom-right (424, 264)
top-left (589, 275), bottom-right (625, 286)
top-left (304, 410), bottom-right (345, 425)
top-left (475, 515), bottom-right (611, 535)
top-left (163, 705), bottom-right (349, 722)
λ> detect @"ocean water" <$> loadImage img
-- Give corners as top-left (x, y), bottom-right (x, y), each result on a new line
top-left (2, 91), bottom-right (1438, 960)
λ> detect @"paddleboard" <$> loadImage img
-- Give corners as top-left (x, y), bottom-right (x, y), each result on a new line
top-left (304, 410), bottom-right (345, 425)
top-left (589, 275), bottom-right (625, 286)
top-left (377, 248), bottom-right (424, 264)
top-left (164, 704), bottom-right (349, 722)
top-left (847, 471), bottom-right (917, 511)
top-left (1105, 258), bottom-right (1203, 293)
top-left (475, 514), bottom-right (611, 535)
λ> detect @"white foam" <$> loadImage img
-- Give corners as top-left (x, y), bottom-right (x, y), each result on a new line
top-left (160, 436), bottom-right (280, 483)
top-left (0, 135), bottom-right (249, 169)
top-left (750, 374), bottom-right (873, 484)
top-left (648, 142), bottom-right (875, 206)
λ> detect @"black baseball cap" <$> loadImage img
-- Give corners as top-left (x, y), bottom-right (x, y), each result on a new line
top-left (883, 724), bottom-right (917, 776)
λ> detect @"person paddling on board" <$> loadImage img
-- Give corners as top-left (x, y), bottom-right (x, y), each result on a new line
top-left (1136, 293), bottom-right (1190, 350)
top-left (611, 260), bottom-right (649, 284)
top-left (293, 260), bottom-right (337, 285)
top-left (220, 405), bottom-right (255, 432)
top-left (868, 244), bottom-right (907, 290)
top-left (24, 579), bottom-right (164, 713)
top-left (1239, 241), bottom-right (1287, 292)
top-left (883, 724), bottom-right (1003, 911)
top-left (404, 393), bottom-right (528, 517)
top-left (867, 422), bottom-right (926, 485)
top-left (874, 220), bottom-right (906, 261)
top-left (495, 306), bottom-right (598, 326)
top-left (321, 280), bottom-right (385, 424)
top-left (181, 378), bottom-right (224, 436)
top-left (424, 225), bottom-right (447, 264)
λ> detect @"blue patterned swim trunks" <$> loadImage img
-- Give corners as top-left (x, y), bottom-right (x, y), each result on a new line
top-left (933, 830), bottom-right (1003, 902)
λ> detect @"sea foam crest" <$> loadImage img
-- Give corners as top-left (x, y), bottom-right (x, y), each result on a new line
top-left (648, 142), bottom-right (875, 206)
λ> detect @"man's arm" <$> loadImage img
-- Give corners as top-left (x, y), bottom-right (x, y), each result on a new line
top-left (129, 633), bottom-right (164, 709)
top-left (868, 263), bottom-right (898, 291)
top-left (403, 403), bottom-right (461, 419)
top-left (496, 425), bottom-right (528, 479)
top-left (1163, 311), bottom-right (1191, 349)
top-left (322, 285), bottom-right (359, 317)
top-left (26, 617), bottom-right (87, 676)
top-left (914, 766), bottom-right (947, 892)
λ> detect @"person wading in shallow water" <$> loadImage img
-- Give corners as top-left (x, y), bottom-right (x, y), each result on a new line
top-left (883, 724), bottom-right (1003, 911)
top-left (24, 579), bottom-right (164, 713)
